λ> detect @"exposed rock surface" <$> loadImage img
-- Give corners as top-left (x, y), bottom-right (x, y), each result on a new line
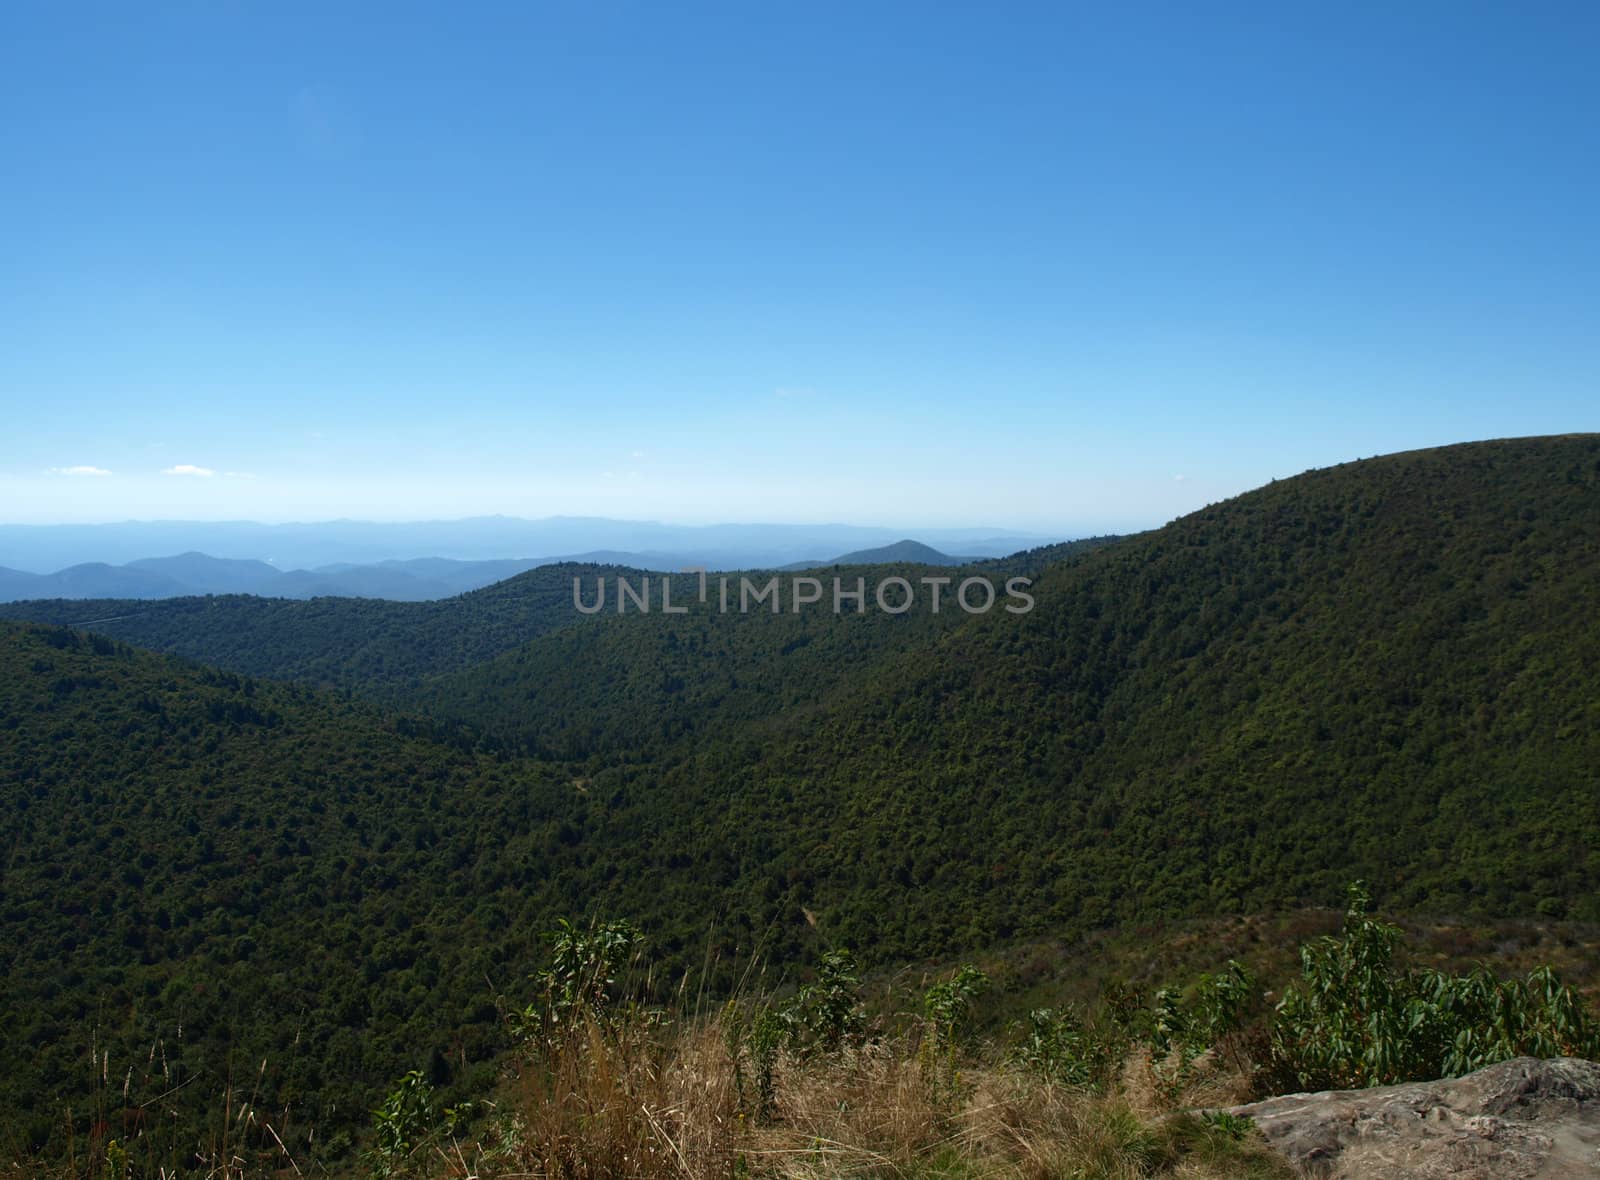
top-left (1228, 1057), bottom-right (1600, 1178)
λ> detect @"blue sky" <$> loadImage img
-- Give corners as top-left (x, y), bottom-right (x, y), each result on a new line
top-left (3, 1), bottom-right (1597, 531)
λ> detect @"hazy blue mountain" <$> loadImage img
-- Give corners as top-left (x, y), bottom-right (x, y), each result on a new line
top-left (798, 539), bottom-right (973, 568)
top-left (10, 562), bottom-right (197, 600)
top-left (330, 556), bottom-right (547, 588)
top-left (0, 550), bottom-right (641, 603)
top-left (125, 552), bottom-right (287, 594)
top-left (0, 550), bottom-right (757, 604)
top-left (0, 535), bottom-right (1093, 603)
top-left (0, 553), bottom-right (484, 603)
top-left (0, 567), bottom-right (46, 599)
top-left (0, 517), bottom-right (1062, 573)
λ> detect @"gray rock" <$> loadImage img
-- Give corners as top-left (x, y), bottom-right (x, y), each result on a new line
top-left (1227, 1057), bottom-right (1600, 1179)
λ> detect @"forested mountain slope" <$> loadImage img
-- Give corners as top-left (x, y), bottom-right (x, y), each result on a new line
top-left (0, 552), bottom-right (1091, 759)
top-left (0, 561), bottom-right (621, 702)
top-left (0, 624), bottom-right (598, 1157)
top-left (410, 560), bottom-right (1020, 759)
top-left (0, 548), bottom-right (1062, 717)
top-left (629, 435), bottom-right (1600, 958)
top-left (975, 532), bottom-right (1129, 577)
top-left (399, 536), bottom-right (1124, 759)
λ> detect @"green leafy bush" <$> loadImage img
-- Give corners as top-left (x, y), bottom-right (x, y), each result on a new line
top-left (365, 1070), bottom-right (469, 1179)
top-left (923, 964), bottom-right (990, 1047)
top-left (778, 948), bottom-right (865, 1057)
top-left (1271, 884), bottom-right (1600, 1090)
top-left (921, 964), bottom-right (990, 1098)
top-left (519, 917), bottom-right (646, 1041)
top-left (1011, 1004), bottom-right (1115, 1089)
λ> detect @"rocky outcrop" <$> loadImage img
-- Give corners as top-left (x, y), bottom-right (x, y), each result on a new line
top-left (1227, 1057), bottom-right (1600, 1178)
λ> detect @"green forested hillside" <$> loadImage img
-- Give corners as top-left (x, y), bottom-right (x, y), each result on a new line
top-left (637, 435), bottom-right (1600, 957)
top-left (0, 551), bottom-right (1076, 722)
top-left (5, 435), bottom-right (1600, 1163)
top-left (0, 561), bottom-right (620, 704)
top-left (974, 532), bottom-right (1129, 577)
top-left (410, 540), bottom-right (1126, 759)
top-left (413, 563), bottom-right (976, 759)
top-left (0, 625), bottom-right (639, 1160)
top-left (0, 554), bottom-right (1096, 762)
top-left (395, 435), bottom-right (1600, 959)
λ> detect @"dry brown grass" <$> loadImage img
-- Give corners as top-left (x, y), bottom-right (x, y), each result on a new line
top-left (6, 1008), bottom-right (1290, 1179)
top-left (501, 1016), bottom-right (740, 1180)
top-left (460, 1010), bottom-right (1294, 1180)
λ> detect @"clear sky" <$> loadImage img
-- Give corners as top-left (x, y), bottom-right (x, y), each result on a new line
top-left (3, 1), bottom-right (1597, 532)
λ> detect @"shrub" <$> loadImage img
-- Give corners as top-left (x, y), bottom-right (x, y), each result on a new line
top-left (920, 963), bottom-right (990, 1098)
top-left (777, 948), bottom-right (865, 1057)
top-left (1011, 1004), bottom-right (1113, 1089)
top-left (1269, 883), bottom-right (1600, 1091)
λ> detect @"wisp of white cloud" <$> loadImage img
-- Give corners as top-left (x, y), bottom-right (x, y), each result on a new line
top-left (162, 464), bottom-right (217, 477)
top-left (50, 465), bottom-right (113, 477)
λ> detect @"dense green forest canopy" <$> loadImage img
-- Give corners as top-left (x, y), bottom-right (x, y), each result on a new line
top-left (4, 434), bottom-right (1600, 1160)
top-left (0, 543), bottom-right (1125, 706)
top-left (647, 434), bottom-right (1600, 952)
top-left (0, 624), bottom-right (587, 1156)
top-left (0, 560), bottom-right (623, 704)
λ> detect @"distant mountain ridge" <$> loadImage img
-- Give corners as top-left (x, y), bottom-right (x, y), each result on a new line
top-left (0, 551), bottom-right (537, 602)
top-left (0, 534), bottom-right (1075, 603)
top-left (0, 549), bottom-right (782, 604)
top-left (0, 517), bottom-right (1063, 574)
